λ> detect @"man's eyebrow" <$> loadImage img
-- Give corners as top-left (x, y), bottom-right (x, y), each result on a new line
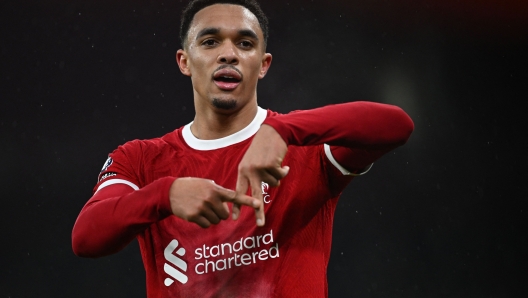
top-left (195, 27), bottom-right (259, 41)
top-left (196, 27), bottom-right (220, 40)
top-left (238, 29), bottom-right (259, 40)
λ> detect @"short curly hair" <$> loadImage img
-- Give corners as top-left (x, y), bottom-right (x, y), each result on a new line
top-left (180, 0), bottom-right (269, 48)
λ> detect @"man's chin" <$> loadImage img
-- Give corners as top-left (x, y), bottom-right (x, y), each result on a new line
top-left (212, 98), bottom-right (237, 110)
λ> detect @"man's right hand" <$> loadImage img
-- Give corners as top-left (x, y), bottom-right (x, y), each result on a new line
top-left (169, 177), bottom-right (261, 228)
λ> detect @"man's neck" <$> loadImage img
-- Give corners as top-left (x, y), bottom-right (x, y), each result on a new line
top-left (190, 103), bottom-right (258, 140)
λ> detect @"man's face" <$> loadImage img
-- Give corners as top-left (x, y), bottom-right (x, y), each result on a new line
top-left (176, 4), bottom-right (271, 112)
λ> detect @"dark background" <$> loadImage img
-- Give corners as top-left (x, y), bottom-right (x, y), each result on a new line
top-left (1, 0), bottom-right (527, 297)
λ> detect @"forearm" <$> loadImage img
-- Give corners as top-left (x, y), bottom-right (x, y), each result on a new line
top-left (263, 101), bottom-right (414, 150)
top-left (263, 101), bottom-right (414, 172)
top-left (72, 177), bottom-right (174, 258)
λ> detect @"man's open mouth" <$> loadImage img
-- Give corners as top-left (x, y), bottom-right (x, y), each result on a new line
top-left (213, 68), bottom-right (242, 90)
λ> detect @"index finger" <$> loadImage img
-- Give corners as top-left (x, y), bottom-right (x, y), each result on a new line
top-left (216, 186), bottom-right (261, 209)
top-left (249, 177), bottom-right (265, 227)
top-left (233, 173), bottom-right (250, 221)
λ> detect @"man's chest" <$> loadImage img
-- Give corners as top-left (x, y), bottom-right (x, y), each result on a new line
top-left (137, 145), bottom-right (335, 294)
top-left (140, 145), bottom-right (248, 189)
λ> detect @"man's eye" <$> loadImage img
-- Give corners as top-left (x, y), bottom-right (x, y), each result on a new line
top-left (239, 41), bottom-right (253, 48)
top-left (202, 39), bottom-right (217, 46)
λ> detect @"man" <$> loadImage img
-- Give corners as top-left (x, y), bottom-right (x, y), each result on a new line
top-left (72, 0), bottom-right (414, 297)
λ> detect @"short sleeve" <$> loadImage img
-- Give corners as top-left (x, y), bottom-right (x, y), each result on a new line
top-left (93, 141), bottom-right (142, 193)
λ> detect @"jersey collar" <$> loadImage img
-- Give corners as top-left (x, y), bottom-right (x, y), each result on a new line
top-left (182, 107), bottom-right (267, 151)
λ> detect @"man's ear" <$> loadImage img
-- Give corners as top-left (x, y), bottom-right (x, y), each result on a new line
top-left (258, 53), bottom-right (272, 79)
top-left (176, 49), bottom-right (192, 77)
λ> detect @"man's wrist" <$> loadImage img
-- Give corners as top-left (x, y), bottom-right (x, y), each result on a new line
top-left (261, 120), bottom-right (292, 146)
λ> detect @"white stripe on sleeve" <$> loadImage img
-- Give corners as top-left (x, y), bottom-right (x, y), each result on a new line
top-left (95, 179), bottom-right (140, 193)
top-left (324, 144), bottom-right (373, 176)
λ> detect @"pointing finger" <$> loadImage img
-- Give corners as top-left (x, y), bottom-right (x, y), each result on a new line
top-left (233, 175), bottom-right (249, 220)
top-left (216, 183), bottom-right (260, 214)
top-left (249, 177), bottom-right (265, 227)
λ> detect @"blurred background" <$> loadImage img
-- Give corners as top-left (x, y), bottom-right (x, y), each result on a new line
top-left (1, 0), bottom-right (527, 297)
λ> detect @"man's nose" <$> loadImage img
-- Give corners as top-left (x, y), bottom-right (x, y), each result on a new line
top-left (217, 42), bottom-right (239, 64)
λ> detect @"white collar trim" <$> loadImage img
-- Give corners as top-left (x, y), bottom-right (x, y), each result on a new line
top-left (182, 107), bottom-right (267, 151)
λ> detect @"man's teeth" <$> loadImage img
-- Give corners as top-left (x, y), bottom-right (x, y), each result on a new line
top-left (216, 76), bottom-right (238, 81)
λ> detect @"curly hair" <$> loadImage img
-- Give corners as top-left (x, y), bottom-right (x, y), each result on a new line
top-left (180, 0), bottom-right (269, 48)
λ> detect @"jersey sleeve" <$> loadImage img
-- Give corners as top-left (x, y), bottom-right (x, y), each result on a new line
top-left (320, 144), bottom-right (374, 195)
top-left (94, 141), bottom-right (142, 193)
top-left (323, 144), bottom-right (373, 176)
top-left (262, 102), bottom-right (413, 151)
top-left (73, 139), bottom-right (175, 258)
top-left (263, 102), bottom-right (414, 194)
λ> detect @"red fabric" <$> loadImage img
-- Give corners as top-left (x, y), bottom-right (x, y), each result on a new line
top-left (263, 101), bottom-right (414, 171)
top-left (72, 177), bottom-right (174, 257)
top-left (71, 104), bottom-right (413, 297)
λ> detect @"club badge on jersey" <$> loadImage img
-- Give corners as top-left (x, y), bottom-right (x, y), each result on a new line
top-left (97, 157), bottom-right (114, 182)
top-left (100, 157), bottom-right (113, 172)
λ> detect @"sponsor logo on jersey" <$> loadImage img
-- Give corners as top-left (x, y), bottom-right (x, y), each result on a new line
top-left (194, 230), bottom-right (279, 275)
top-left (261, 182), bottom-right (271, 204)
top-left (100, 157), bottom-right (113, 172)
top-left (99, 172), bottom-right (117, 182)
top-left (163, 230), bottom-right (280, 288)
top-left (164, 239), bottom-right (188, 286)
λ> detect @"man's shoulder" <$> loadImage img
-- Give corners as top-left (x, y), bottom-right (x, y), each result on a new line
top-left (115, 127), bottom-right (185, 155)
top-left (265, 109), bottom-right (283, 118)
top-left (265, 108), bottom-right (306, 118)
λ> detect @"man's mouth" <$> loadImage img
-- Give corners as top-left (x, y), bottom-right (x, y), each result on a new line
top-left (213, 68), bottom-right (242, 91)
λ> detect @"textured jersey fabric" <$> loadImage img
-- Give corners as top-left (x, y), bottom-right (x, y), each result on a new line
top-left (74, 102), bottom-right (414, 297)
top-left (94, 108), bottom-right (354, 297)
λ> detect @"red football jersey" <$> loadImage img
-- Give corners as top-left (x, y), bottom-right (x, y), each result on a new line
top-left (94, 108), bottom-right (365, 297)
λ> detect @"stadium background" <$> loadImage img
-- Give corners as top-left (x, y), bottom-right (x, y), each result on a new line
top-left (1, 0), bottom-right (527, 296)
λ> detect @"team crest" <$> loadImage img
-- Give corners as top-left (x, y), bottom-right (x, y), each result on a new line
top-left (100, 157), bottom-right (113, 172)
top-left (262, 182), bottom-right (271, 203)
